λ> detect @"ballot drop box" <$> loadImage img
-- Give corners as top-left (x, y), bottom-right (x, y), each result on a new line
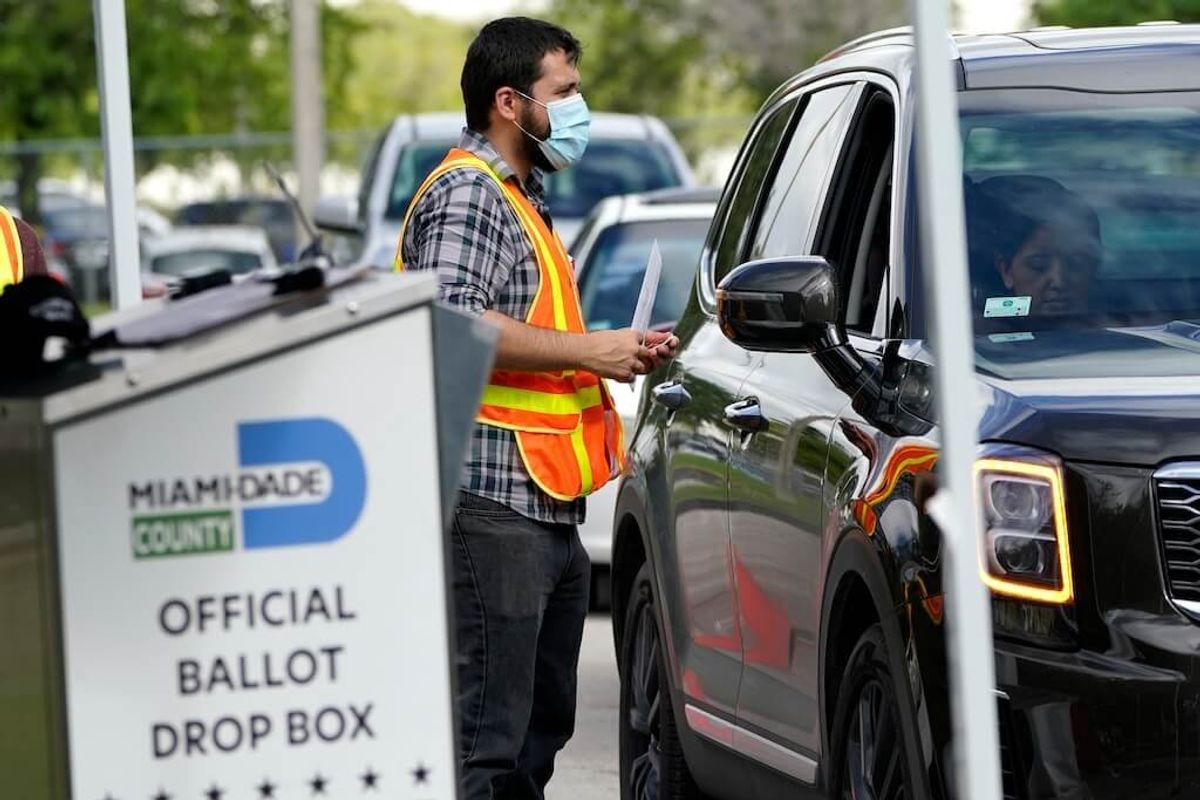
top-left (0, 269), bottom-right (494, 799)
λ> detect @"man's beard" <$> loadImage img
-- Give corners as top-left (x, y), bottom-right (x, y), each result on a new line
top-left (520, 104), bottom-right (556, 173)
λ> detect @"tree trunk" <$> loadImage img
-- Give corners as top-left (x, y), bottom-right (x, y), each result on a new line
top-left (15, 150), bottom-right (42, 228)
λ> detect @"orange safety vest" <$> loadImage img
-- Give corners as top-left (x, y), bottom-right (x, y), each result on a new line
top-left (396, 148), bottom-right (625, 501)
top-left (0, 207), bottom-right (24, 291)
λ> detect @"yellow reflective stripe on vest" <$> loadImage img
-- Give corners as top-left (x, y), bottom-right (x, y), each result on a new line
top-left (502, 196), bottom-right (569, 331)
top-left (480, 383), bottom-right (602, 416)
top-left (0, 207), bottom-right (23, 289)
top-left (570, 427), bottom-right (594, 495)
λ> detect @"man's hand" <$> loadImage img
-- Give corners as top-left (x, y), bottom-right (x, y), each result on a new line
top-left (642, 329), bottom-right (680, 365)
top-left (581, 329), bottom-right (681, 383)
top-left (581, 329), bottom-right (651, 382)
top-left (482, 311), bottom-right (680, 381)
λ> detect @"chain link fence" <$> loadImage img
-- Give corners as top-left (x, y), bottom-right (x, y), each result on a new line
top-left (0, 116), bottom-right (752, 310)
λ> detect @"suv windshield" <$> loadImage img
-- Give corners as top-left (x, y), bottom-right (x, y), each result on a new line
top-left (577, 218), bottom-right (708, 331)
top-left (960, 90), bottom-right (1200, 380)
top-left (384, 138), bottom-right (681, 221)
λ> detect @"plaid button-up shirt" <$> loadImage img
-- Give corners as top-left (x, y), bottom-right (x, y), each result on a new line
top-left (400, 128), bottom-right (585, 525)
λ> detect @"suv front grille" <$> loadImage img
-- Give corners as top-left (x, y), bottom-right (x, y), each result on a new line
top-left (1155, 466), bottom-right (1200, 603)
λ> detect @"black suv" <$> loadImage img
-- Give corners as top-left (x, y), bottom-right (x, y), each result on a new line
top-left (612, 26), bottom-right (1200, 800)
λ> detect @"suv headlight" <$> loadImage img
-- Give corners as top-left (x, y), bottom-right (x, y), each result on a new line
top-left (975, 458), bottom-right (1074, 604)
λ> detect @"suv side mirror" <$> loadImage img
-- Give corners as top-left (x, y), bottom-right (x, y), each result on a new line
top-left (313, 195), bottom-right (362, 236)
top-left (716, 256), bottom-right (845, 352)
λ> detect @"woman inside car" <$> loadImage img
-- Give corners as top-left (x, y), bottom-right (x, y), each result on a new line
top-left (967, 174), bottom-right (1103, 319)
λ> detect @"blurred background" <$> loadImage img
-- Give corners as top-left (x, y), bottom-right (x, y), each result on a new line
top-left (0, 0), bottom-right (1186, 313)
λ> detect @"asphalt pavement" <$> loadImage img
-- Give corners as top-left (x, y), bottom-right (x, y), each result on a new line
top-left (546, 614), bottom-right (620, 800)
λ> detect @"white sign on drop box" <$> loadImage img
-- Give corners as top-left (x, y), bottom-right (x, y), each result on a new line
top-left (53, 311), bottom-right (457, 799)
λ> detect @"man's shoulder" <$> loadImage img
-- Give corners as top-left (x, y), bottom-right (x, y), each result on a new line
top-left (418, 163), bottom-right (505, 207)
top-left (407, 164), bottom-right (515, 243)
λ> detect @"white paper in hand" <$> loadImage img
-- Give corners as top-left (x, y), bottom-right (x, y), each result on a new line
top-left (630, 239), bottom-right (662, 344)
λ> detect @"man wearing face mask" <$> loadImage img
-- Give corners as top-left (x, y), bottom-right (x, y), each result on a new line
top-left (395, 16), bottom-right (678, 800)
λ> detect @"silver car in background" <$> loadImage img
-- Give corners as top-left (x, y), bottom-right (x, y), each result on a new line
top-left (315, 111), bottom-right (697, 269)
top-left (569, 186), bottom-right (719, 606)
top-left (140, 225), bottom-right (277, 298)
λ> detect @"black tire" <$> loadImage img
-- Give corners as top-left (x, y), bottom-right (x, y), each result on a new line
top-left (829, 624), bottom-right (919, 800)
top-left (618, 563), bottom-right (701, 800)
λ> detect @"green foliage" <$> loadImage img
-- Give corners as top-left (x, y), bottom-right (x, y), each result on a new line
top-left (330, 0), bottom-right (474, 132)
top-left (1034, 0), bottom-right (1200, 26)
top-left (0, 0), bottom-right (357, 221)
top-left (543, 0), bottom-right (734, 117)
top-left (540, 0), bottom-right (758, 161)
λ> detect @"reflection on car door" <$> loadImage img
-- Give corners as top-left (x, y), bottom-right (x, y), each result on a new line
top-left (728, 81), bottom-right (898, 761)
top-left (661, 97), bottom-right (797, 719)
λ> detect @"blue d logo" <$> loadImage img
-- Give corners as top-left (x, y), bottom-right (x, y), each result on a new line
top-left (237, 418), bottom-right (367, 549)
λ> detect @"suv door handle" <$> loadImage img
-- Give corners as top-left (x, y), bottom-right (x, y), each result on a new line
top-left (652, 380), bottom-right (692, 410)
top-left (724, 397), bottom-right (768, 432)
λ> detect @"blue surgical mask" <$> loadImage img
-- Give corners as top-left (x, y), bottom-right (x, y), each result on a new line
top-left (515, 91), bottom-right (590, 172)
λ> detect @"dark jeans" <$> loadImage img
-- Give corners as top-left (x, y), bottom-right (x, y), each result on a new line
top-left (451, 492), bottom-right (591, 800)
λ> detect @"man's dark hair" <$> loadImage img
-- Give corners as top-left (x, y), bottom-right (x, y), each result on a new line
top-left (461, 17), bottom-right (581, 132)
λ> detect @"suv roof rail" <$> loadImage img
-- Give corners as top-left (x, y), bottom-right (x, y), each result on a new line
top-left (818, 25), bottom-right (914, 63)
top-left (1027, 25), bottom-right (1071, 31)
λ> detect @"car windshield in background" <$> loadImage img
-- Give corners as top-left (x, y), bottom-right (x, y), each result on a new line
top-left (385, 142), bottom-right (451, 220)
top-left (543, 140), bottom-right (679, 219)
top-left (960, 90), bottom-right (1200, 380)
top-left (385, 139), bottom-right (680, 221)
top-left (150, 250), bottom-right (262, 276)
top-left (578, 219), bottom-right (708, 332)
top-left (43, 206), bottom-right (109, 238)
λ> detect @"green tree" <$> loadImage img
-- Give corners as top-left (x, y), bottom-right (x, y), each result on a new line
top-left (1035, 0), bottom-right (1200, 26)
top-left (542, 0), bottom-right (758, 161)
top-left (331, 0), bottom-right (474, 133)
top-left (0, 0), bottom-right (357, 225)
top-left (0, 1), bottom-right (98, 225)
top-left (698, 0), bottom-right (907, 100)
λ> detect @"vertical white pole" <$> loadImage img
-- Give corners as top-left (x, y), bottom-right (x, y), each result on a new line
top-left (910, 2), bottom-right (1003, 800)
top-left (93, 0), bottom-right (141, 309)
top-left (290, 0), bottom-right (324, 255)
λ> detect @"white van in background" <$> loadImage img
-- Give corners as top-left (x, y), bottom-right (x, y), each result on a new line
top-left (314, 111), bottom-right (695, 269)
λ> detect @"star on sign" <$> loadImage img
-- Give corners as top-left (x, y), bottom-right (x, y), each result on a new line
top-left (257, 778), bottom-right (277, 799)
top-left (309, 773), bottom-right (329, 795)
top-left (205, 784), bottom-right (224, 800)
top-left (152, 789), bottom-right (171, 800)
top-left (361, 767), bottom-right (380, 790)
top-left (412, 762), bottom-right (431, 785)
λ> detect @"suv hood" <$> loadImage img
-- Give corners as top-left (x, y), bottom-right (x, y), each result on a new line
top-left (975, 324), bottom-right (1200, 465)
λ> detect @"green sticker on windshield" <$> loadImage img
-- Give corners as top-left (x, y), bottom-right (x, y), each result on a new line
top-left (984, 296), bottom-right (1031, 318)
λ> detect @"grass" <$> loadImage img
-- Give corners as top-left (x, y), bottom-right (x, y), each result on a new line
top-left (81, 301), bottom-right (111, 318)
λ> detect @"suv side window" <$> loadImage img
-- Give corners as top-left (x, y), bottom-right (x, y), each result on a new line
top-left (815, 88), bottom-right (896, 334)
top-left (710, 97), bottom-right (799, 286)
top-left (747, 84), bottom-right (860, 262)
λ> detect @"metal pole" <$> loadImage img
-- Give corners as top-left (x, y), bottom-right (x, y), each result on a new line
top-left (910, 2), bottom-right (1003, 800)
top-left (290, 0), bottom-right (324, 255)
top-left (93, 0), bottom-right (141, 309)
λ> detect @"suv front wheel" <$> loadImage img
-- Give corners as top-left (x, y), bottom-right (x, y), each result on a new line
top-left (618, 563), bottom-right (701, 800)
top-left (830, 624), bottom-right (917, 800)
